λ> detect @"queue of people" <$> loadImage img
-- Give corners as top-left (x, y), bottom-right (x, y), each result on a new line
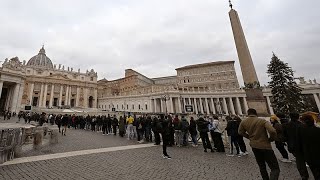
top-left (15, 109), bottom-right (320, 180)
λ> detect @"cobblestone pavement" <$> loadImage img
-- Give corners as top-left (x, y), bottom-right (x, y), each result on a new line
top-left (0, 117), bottom-right (312, 180)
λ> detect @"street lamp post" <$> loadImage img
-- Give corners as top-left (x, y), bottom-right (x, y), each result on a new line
top-left (215, 100), bottom-right (222, 118)
top-left (160, 94), bottom-right (170, 115)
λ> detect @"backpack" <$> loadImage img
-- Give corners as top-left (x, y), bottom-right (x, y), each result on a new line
top-left (181, 120), bottom-right (189, 132)
top-left (156, 121), bottom-right (163, 131)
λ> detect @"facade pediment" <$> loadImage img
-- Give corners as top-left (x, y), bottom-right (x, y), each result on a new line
top-left (48, 73), bottom-right (71, 80)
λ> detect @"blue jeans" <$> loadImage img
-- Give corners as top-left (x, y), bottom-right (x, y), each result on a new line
top-left (191, 134), bottom-right (198, 145)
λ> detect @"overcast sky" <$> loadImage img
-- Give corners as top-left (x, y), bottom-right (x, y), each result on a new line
top-left (0, 0), bottom-right (319, 85)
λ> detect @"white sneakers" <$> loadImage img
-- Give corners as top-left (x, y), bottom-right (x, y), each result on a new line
top-left (239, 152), bottom-right (249, 156)
top-left (280, 158), bottom-right (292, 163)
top-left (162, 155), bottom-right (172, 159)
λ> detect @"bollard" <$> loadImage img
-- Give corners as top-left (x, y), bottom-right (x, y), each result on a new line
top-left (33, 127), bottom-right (43, 150)
top-left (49, 127), bottom-right (59, 144)
top-left (13, 146), bottom-right (22, 158)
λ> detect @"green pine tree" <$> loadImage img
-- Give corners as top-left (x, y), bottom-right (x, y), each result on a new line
top-left (267, 53), bottom-right (305, 114)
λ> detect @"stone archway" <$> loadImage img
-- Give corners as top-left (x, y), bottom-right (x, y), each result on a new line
top-left (88, 96), bottom-right (93, 108)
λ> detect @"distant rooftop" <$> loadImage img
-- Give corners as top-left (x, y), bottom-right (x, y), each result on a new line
top-left (175, 61), bottom-right (234, 70)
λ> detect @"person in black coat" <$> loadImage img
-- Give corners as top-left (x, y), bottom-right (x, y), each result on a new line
top-left (161, 114), bottom-right (171, 159)
top-left (225, 117), bottom-right (240, 156)
top-left (144, 115), bottom-right (152, 142)
top-left (102, 115), bottom-right (107, 135)
top-left (55, 115), bottom-right (62, 133)
top-left (197, 115), bottom-right (213, 152)
top-left (299, 114), bottom-right (320, 180)
top-left (283, 112), bottom-right (309, 179)
top-left (152, 116), bottom-right (161, 145)
top-left (61, 114), bottom-right (68, 136)
top-left (189, 117), bottom-right (198, 146)
top-left (112, 115), bottom-right (118, 135)
top-left (107, 114), bottom-right (112, 134)
top-left (168, 115), bottom-right (175, 146)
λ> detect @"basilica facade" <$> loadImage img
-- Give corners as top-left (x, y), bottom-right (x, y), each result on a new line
top-left (0, 46), bottom-right (98, 113)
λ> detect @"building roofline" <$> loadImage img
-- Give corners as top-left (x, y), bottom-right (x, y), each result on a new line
top-left (175, 61), bottom-right (235, 70)
top-left (151, 75), bottom-right (177, 80)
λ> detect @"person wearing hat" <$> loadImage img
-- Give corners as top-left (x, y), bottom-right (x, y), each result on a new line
top-left (270, 114), bottom-right (291, 163)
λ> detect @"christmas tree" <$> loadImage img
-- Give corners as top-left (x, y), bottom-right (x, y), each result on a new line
top-left (267, 53), bottom-right (305, 114)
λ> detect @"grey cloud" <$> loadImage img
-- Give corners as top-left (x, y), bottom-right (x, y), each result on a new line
top-left (0, 0), bottom-right (319, 84)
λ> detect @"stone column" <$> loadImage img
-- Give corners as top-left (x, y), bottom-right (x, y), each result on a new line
top-left (42, 84), bottom-right (48, 107)
top-left (29, 83), bottom-right (34, 105)
top-left (266, 96), bottom-right (274, 115)
top-left (16, 83), bottom-right (24, 112)
top-left (84, 88), bottom-right (88, 108)
top-left (65, 86), bottom-right (69, 106)
top-left (68, 86), bottom-right (72, 106)
top-left (229, 97), bottom-right (236, 115)
top-left (222, 97), bottom-right (229, 115)
top-left (183, 98), bottom-right (186, 106)
top-left (59, 85), bottom-right (63, 106)
top-left (211, 98), bottom-right (216, 114)
top-left (178, 97), bottom-right (182, 113)
top-left (170, 97), bottom-right (174, 113)
top-left (199, 98), bottom-right (204, 114)
top-left (10, 83), bottom-right (20, 113)
top-left (160, 99), bottom-right (164, 113)
top-left (49, 84), bottom-right (54, 108)
top-left (76, 87), bottom-right (80, 107)
top-left (243, 97), bottom-right (249, 114)
top-left (235, 97), bottom-right (243, 115)
top-left (5, 87), bottom-right (13, 110)
top-left (194, 98), bottom-right (198, 114)
top-left (39, 83), bottom-right (44, 107)
top-left (94, 89), bottom-right (98, 108)
top-left (188, 98), bottom-right (191, 105)
top-left (0, 81), bottom-right (3, 98)
top-left (205, 98), bottom-right (209, 114)
top-left (313, 93), bottom-right (320, 112)
top-left (154, 98), bottom-right (157, 113)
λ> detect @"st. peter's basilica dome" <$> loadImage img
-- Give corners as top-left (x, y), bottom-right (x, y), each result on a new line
top-left (26, 46), bottom-right (53, 69)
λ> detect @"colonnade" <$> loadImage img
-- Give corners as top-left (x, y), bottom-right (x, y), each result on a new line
top-left (98, 92), bottom-right (320, 115)
top-left (151, 96), bottom-right (248, 115)
top-left (28, 82), bottom-right (96, 108)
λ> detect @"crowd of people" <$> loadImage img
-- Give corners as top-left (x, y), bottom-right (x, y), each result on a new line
top-left (7, 109), bottom-right (320, 180)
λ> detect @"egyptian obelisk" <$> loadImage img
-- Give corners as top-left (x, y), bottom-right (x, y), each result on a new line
top-left (228, 1), bottom-right (269, 115)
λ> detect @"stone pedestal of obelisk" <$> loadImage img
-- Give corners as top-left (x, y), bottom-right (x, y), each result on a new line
top-left (229, 7), bottom-right (269, 116)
